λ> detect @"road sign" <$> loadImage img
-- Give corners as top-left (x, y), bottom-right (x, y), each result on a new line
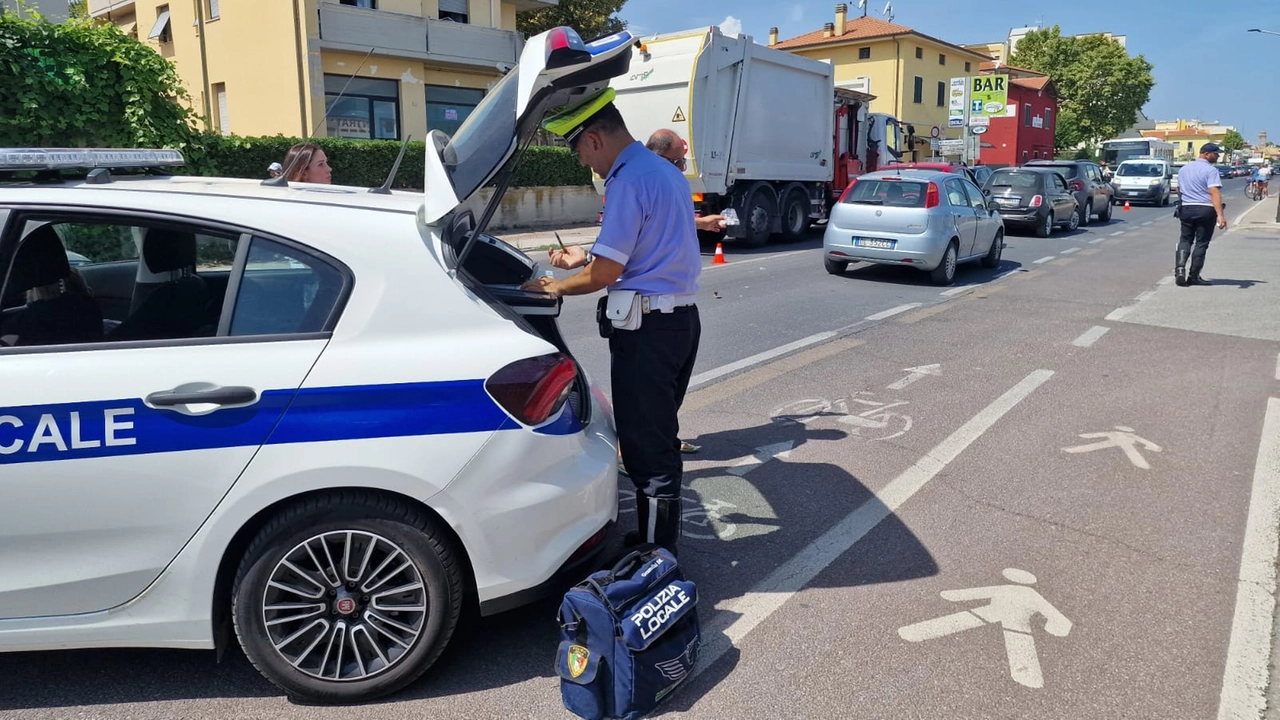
top-left (971, 126), bottom-right (988, 135)
top-left (969, 115), bottom-right (990, 127)
top-left (930, 126), bottom-right (941, 139)
top-left (937, 139), bottom-right (965, 155)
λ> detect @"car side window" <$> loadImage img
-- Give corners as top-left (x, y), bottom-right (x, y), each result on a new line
top-left (1, 218), bottom-right (239, 349)
top-left (944, 179), bottom-right (969, 208)
top-left (960, 180), bottom-right (988, 212)
top-left (229, 237), bottom-right (345, 337)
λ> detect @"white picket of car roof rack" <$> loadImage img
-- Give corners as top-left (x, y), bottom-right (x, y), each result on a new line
top-left (0, 148), bottom-right (185, 172)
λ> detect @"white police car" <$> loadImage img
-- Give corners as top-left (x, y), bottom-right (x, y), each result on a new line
top-left (0, 26), bottom-right (635, 703)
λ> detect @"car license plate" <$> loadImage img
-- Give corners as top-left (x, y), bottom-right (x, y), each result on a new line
top-left (995, 197), bottom-right (1018, 206)
top-left (854, 237), bottom-right (895, 249)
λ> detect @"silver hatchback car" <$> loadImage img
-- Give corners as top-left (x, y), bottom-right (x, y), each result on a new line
top-left (823, 170), bottom-right (1005, 285)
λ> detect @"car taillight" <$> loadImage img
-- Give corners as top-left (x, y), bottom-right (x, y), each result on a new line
top-left (486, 353), bottom-right (579, 426)
top-left (1030, 195), bottom-right (1043, 207)
top-left (838, 178), bottom-right (858, 203)
top-left (925, 182), bottom-right (940, 209)
top-left (1069, 180), bottom-right (1083, 192)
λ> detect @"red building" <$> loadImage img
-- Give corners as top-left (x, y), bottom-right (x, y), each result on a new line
top-left (976, 64), bottom-right (1059, 168)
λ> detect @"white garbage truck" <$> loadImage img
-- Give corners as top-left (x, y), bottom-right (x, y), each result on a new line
top-left (597, 26), bottom-right (908, 247)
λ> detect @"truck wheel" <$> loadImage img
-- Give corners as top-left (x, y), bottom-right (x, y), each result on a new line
top-left (740, 186), bottom-right (775, 248)
top-left (779, 187), bottom-right (810, 243)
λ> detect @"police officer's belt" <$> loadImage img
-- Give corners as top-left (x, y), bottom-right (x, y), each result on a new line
top-left (641, 295), bottom-right (697, 314)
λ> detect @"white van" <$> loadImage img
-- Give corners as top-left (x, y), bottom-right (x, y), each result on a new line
top-left (1111, 158), bottom-right (1173, 206)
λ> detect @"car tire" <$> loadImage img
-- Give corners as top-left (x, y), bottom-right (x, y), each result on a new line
top-left (824, 257), bottom-right (849, 275)
top-left (740, 185), bottom-right (775, 249)
top-left (1066, 208), bottom-right (1080, 232)
top-left (1161, 192), bottom-right (1170, 207)
top-left (1099, 200), bottom-right (1113, 222)
top-left (232, 491), bottom-right (463, 703)
top-left (1036, 211), bottom-right (1054, 238)
top-left (1078, 201), bottom-right (1090, 227)
top-left (981, 231), bottom-right (1003, 269)
top-left (779, 187), bottom-right (811, 243)
top-left (929, 242), bottom-right (958, 285)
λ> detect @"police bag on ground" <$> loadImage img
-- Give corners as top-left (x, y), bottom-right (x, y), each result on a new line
top-left (556, 547), bottom-right (701, 719)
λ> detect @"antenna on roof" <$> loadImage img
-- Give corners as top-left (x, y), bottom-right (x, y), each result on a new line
top-left (262, 46), bottom-right (377, 187)
top-left (370, 134), bottom-right (412, 195)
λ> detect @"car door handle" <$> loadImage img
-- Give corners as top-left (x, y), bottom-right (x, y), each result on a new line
top-left (146, 386), bottom-right (258, 407)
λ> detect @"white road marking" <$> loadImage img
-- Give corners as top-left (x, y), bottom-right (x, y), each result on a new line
top-left (1089, 237), bottom-right (1107, 244)
top-left (1110, 230), bottom-right (1126, 236)
top-left (886, 363), bottom-right (943, 390)
top-left (693, 369), bottom-right (1055, 679)
top-left (939, 268), bottom-right (1023, 297)
top-left (1142, 221), bottom-right (1154, 226)
top-left (1105, 306), bottom-right (1134, 321)
top-left (1060, 247), bottom-right (1080, 255)
top-left (866, 303), bottom-right (923, 321)
top-left (1071, 326), bottom-right (1110, 348)
top-left (1217, 398), bottom-right (1280, 719)
top-left (1158, 275), bottom-right (1175, 285)
top-left (703, 248), bottom-right (811, 270)
top-left (727, 441), bottom-right (795, 477)
top-left (689, 331), bottom-right (836, 388)
top-left (1033, 256), bottom-right (1056, 264)
top-left (1062, 425), bottom-right (1161, 469)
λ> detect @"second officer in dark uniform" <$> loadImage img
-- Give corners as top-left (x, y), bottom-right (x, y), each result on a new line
top-left (522, 88), bottom-right (702, 555)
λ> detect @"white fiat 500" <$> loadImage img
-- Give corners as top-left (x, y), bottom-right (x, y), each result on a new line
top-left (0, 26), bottom-right (634, 704)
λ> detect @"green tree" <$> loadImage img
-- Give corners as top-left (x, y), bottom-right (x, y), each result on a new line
top-left (0, 8), bottom-right (197, 148)
top-left (517, 0), bottom-right (626, 41)
top-left (68, 0), bottom-right (87, 19)
top-left (1220, 128), bottom-right (1246, 153)
top-left (1010, 27), bottom-right (1155, 153)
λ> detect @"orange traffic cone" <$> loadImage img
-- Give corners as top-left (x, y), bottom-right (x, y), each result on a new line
top-left (1123, 200), bottom-right (1131, 211)
top-left (713, 242), bottom-right (726, 264)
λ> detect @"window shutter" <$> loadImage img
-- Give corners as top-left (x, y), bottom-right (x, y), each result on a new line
top-left (439, 0), bottom-right (468, 14)
top-left (209, 0), bottom-right (219, 19)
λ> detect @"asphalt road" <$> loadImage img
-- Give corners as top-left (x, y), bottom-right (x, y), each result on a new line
top-left (5, 178), bottom-right (1280, 719)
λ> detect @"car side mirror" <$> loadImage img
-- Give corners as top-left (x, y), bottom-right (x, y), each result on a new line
top-left (986, 199), bottom-right (1000, 212)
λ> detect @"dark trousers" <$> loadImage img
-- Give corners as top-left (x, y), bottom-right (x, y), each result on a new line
top-left (1177, 205), bottom-right (1218, 276)
top-left (610, 305), bottom-right (701, 499)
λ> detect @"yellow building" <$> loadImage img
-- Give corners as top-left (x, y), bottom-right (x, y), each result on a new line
top-left (88, 0), bottom-right (554, 141)
top-left (770, 5), bottom-right (991, 142)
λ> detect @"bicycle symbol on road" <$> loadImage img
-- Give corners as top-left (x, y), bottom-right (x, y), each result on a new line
top-left (618, 488), bottom-right (738, 541)
top-left (771, 392), bottom-right (914, 441)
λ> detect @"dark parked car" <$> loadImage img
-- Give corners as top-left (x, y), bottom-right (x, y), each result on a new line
top-left (982, 167), bottom-right (1081, 237)
top-left (881, 161), bottom-right (989, 188)
top-left (1023, 159), bottom-right (1114, 225)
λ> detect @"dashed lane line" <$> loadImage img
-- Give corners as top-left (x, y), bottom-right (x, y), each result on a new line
top-left (866, 303), bottom-right (924, 321)
top-left (1071, 325), bottom-right (1110, 347)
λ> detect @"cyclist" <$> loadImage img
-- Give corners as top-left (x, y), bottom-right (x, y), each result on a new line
top-left (1261, 163), bottom-right (1272, 198)
top-left (1250, 164), bottom-right (1268, 200)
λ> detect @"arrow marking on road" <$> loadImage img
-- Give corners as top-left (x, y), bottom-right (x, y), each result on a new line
top-left (727, 441), bottom-right (795, 476)
top-left (887, 364), bottom-right (942, 390)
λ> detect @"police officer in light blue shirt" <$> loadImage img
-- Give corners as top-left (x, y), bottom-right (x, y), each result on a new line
top-left (1174, 143), bottom-right (1228, 286)
top-left (522, 87), bottom-right (701, 555)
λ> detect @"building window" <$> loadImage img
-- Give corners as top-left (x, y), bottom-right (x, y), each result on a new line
top-left (1024, 103), bottom-right (1032, 127)
top-left (915, 47), bottom-right (923, 59)
top-left (324, 75), bottom-right (399, 140)
top-left (206, 0), bottom-right (219, 19)
top-left (439, 0), bottom-right (468, 22)
top-left (938, 53), bottom-right (946, 65)
top-left (1044, 107), bottom-right (1051, 130)
top-left (426, 85), bottom-right (485, 138)
top-left (913, 76), bottom-right (923, 104)
top-left (965, 61), bottom-right (971, 72)
top-left (340, 0), bottom-right (376, 7)
top-left (858, 46), bottom-right (871, 59)
top-left (148, 4), bottom-right (172, 42)
top-left (213, 82), bottom-right (229, 136)
top-left (936, 81), bottom-right (945, 107)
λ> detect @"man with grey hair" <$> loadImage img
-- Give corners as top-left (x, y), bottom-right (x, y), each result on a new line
top-left (646, 129), bottom-right (728, 233)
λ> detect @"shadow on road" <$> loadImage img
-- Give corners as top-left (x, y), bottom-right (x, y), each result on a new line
top-left (838, 258), bottom-right (1024, 289)
top-left (0, 410), bottom-right (937, 713)
top-left (1205, 278), bottom-right (1266, 289)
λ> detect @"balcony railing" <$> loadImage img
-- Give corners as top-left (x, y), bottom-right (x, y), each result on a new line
top-left (318, 2), bottom-right (523, 68)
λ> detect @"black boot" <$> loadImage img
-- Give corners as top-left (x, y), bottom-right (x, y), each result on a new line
top-left (650, 496), bottom-right (683, 557)
top-left (1187, 255), bottom-right (1210, 285)
top-left (623, 492), bottom-right (652, 548)
top-left (1187, 274), bottom-right (1212, 286)
top-left (1174, 250), bottom-right (1189, 286)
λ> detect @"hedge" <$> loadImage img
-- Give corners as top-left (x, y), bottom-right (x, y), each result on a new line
top-left (178, 134), bottom-right (592, 189)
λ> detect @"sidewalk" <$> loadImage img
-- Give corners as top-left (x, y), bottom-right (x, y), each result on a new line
top-left (501, 223), bottom-right (599, 252)
top-left (1118, 197), bottom-right (1280, 343)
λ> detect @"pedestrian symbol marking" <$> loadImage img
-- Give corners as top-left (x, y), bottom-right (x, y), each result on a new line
top-left (1062, 425), bottom-right (1162, 469)
top-left (898, 568), bottom-right (1072, 689)
top-left (672, 107), bottom-right (686, 122)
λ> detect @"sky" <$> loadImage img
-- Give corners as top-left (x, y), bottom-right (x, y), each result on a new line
top-left (618, 0), bottom-right (1280, 143)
